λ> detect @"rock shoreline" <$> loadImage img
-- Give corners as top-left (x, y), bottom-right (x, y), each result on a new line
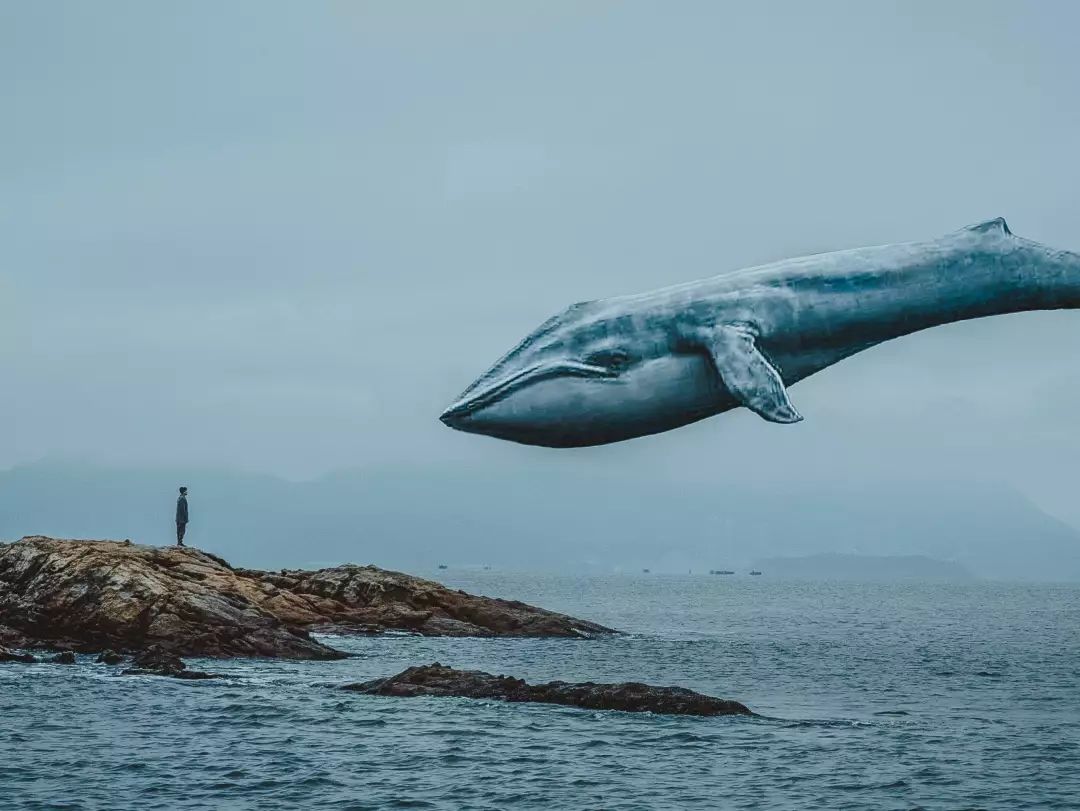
top-left (345, 663), bottom-right (753, 717)
top-left (0, 643), bottom-right (218, 678)
top-left (0, 539), bottom-right (755, 717)
top-left (0, 536), bottom-right (615, 659)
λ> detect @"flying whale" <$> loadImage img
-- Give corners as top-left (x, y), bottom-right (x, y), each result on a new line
top-left (440, 218), bottom-right (1080, 447)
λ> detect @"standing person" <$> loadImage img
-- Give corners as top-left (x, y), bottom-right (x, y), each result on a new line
top-left (176, 486), bottom-right (189, 546)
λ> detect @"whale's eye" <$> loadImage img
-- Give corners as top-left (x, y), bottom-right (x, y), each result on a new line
top-left (584, 349), bottom-right (632, 369)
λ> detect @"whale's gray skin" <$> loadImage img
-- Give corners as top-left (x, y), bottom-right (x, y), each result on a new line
top-left (440, 218), bottom-right (1080, 447)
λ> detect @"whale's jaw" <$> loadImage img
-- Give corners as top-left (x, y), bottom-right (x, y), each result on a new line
top-left (441, 354), bottom-right (730, 447)
top-left (439, 411), bottom-right (641, 448)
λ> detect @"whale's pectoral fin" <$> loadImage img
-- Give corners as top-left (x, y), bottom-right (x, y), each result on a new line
top-left (704, 326), bottom-right (803, 424)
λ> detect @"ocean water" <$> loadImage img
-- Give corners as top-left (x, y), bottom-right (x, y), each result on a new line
top-left (2, 574), bottom-right (1079, 810)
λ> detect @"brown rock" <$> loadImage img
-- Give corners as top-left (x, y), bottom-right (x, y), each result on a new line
top-left (0, 537), bottom-right (615, 659)
top-left (234, 563), bottom-right (615, 638)
top-left (345, 663), bottom-right (753, 717)
top-left (0, 537), bottom-right (341, 659)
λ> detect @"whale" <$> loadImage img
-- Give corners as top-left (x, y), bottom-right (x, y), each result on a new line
top-left (440, 218), bottom-right (1080, 447)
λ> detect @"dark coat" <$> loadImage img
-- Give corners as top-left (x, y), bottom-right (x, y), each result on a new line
top-left (176, 495), bottom-right (189, 525)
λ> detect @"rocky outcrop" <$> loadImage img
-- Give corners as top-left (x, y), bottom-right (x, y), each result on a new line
top-left (122, 645), bottom-right (218, 679)
top-left (0, 537), bottom-right (340, 659)
top-left (0, 537), bottom-right (614, 659)
top-left (0, 645), bottom-right (36, 663)
top-left (345, 663), bottom-right (753, 717)
top-left (233, 563), bottom-right (614, 638)
top-left (0, 624), bottom-right (32, 649)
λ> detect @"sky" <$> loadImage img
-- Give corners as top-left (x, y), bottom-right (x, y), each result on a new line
top-left (3, 2), bottom-right (1080, 533)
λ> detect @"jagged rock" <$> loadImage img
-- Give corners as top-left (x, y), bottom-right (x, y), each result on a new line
top-left (0, 537), bottom-right (614, 659)
top-left (96, 650), bottom-right (125, 665)
top-left (122, 644), bottom-right (217, 680)
top-left (0, 645), bottom-right (37, 663)
top-left (0, 537), bottom-right (340, 659)
top-left (129, 645), bottom-right (185, 672)
top-left (344, 663), bottom-right (753, 717)
top-left (233, 562), bottom-right (615, 638)
top-left (51, 651), bottom-right (76, 664)
top-left (0, 624), bottom-right (31, 648)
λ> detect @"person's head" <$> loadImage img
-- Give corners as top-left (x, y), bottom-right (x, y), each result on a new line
top-left (179, 486), bottom-right (188, 495)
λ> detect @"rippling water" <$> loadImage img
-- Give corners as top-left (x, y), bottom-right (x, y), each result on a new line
top-left (3, 574), bottom-right (1079, 810)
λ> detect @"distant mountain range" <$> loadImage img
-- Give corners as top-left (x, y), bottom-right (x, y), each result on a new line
top-left (2, 461), bottom-right (1079, 580)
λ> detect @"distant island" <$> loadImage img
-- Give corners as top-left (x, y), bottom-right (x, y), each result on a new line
top-left (751, 553), bottom-right (973, 581)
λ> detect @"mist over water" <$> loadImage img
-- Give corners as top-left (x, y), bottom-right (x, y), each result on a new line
top-left (5, 574), bottom-right (1079, 810)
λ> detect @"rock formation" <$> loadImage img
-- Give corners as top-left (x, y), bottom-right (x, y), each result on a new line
top-left (0, 537), bottom-right (613, 659)
top-left (233, 561), bottom-right (614, 638)
top-left (345, 663), bottom-right (753, 717)
top-left (122, 645), bottom-right (218, 679)
top-left (0, 645), bottom-right (36, 663)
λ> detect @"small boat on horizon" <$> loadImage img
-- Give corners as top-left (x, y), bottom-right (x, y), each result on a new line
top-left (708, 570), bottom-right (735, 575)
top-left (749, 570), bottom-right (762, 576)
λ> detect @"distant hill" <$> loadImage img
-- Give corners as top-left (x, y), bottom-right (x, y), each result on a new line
top-left (2, 461), bottom-right (1079, 580)
top-left (751, 553), bottom-right (973, 581)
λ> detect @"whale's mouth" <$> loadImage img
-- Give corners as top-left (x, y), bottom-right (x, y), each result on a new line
top-left (440, 361), bottom-right (616, 425)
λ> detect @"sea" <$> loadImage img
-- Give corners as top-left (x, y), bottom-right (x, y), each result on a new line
top-left (2, 573), bottom-right (1078, 810)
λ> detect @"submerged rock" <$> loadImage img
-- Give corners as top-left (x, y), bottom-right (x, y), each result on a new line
top-left (344, 663), bottom-right (753, 717)
top-left (0, 645), bottom-right (37, 664)
top-left (96, 650), bottom-right (125, 665)
top-left (122, 644), bottom-right (218, 680)
top-left (0, 537), bottom-right (614, 659)
top-left (50, 651), bottom-right (76, 664)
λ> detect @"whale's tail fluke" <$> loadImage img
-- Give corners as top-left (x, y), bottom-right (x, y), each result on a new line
top-left (962, 216), bottom-right (1011, 236)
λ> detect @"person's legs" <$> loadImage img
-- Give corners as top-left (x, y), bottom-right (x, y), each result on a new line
top-left (176, 522), bottom-right (186, 546)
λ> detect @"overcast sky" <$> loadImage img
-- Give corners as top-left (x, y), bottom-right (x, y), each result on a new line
top-left (3, 2), bottom-right (1080, 524)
